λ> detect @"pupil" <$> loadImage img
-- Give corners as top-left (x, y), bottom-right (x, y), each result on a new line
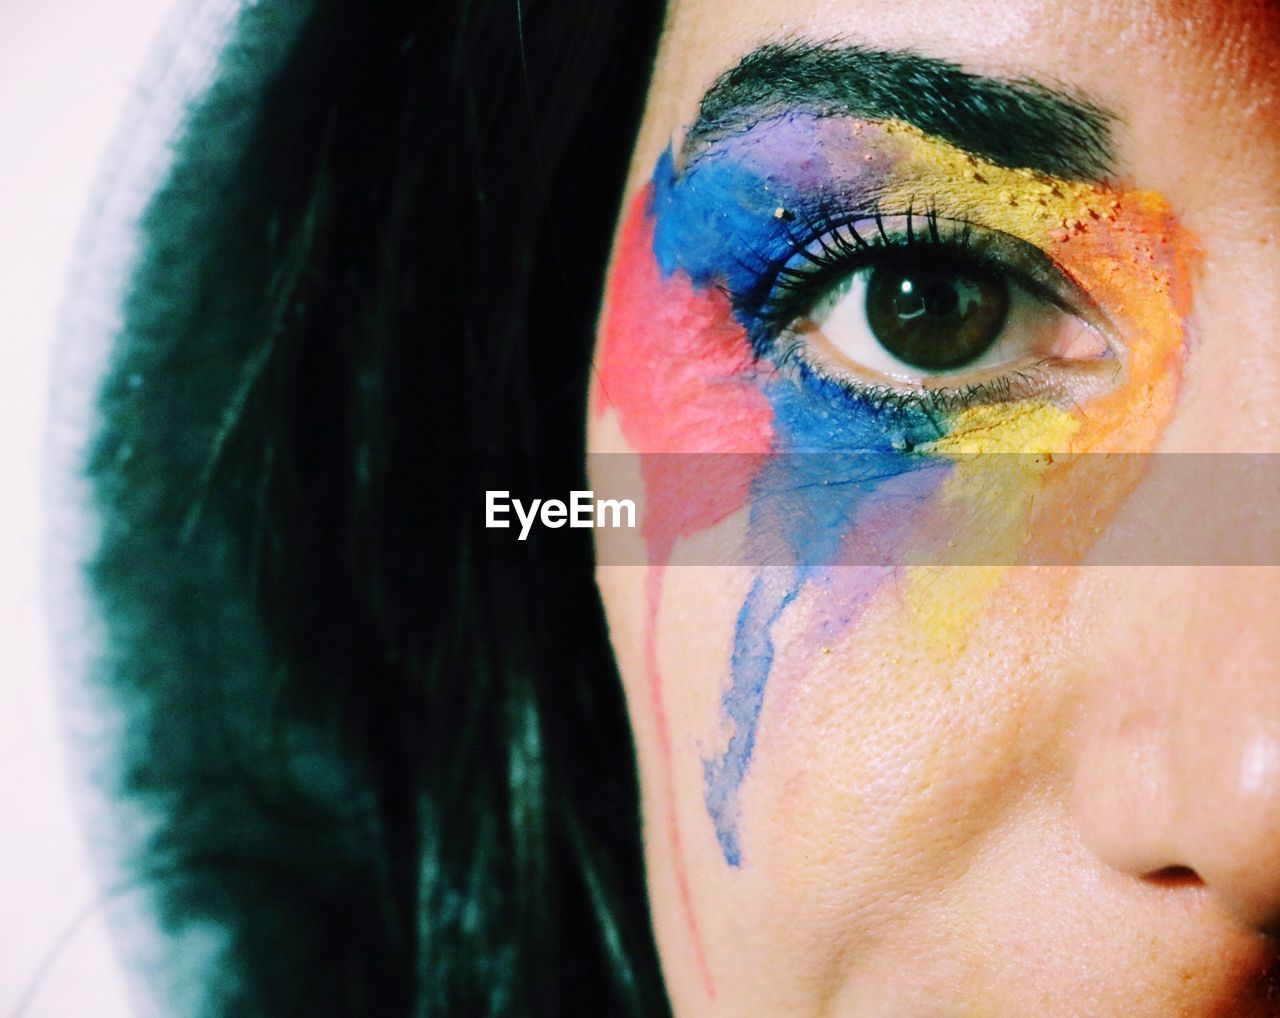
top-left (923, 282), bottom-right (959, 317)
top-left (866, 255), bottom-right (1010, 371)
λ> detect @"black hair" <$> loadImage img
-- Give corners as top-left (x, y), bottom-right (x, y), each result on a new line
top-left (85, 0), bottom-right (668, 1014)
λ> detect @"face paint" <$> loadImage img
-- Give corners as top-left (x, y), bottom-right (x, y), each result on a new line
top-left (593, 109), bottom-right (1195, 982)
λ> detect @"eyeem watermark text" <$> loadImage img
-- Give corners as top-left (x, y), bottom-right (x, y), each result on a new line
top-left (486, 490), bottom-right (636, 541)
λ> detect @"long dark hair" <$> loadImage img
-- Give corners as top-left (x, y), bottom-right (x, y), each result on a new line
top-left (86, 0), bottom-right (668, 1013)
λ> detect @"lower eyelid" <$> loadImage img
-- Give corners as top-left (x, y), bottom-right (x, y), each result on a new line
top-left (777, 329), bottom-right (1122, 420)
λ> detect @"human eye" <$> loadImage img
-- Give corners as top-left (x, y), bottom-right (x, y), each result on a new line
top-left (745, 208), bottom-right (1115, 411)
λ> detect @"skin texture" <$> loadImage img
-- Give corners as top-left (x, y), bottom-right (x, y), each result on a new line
top-left (591, 1), bottom-right (1280, 1014)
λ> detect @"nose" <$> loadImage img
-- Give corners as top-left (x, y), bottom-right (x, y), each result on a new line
top-left (1072, 567), bottom-right (1280, 931)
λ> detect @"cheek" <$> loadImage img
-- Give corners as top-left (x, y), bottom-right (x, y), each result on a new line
top-left (633, 558), bottom-right (1086, 1000)
top-left (734, 566), bottom-right (1076, 893)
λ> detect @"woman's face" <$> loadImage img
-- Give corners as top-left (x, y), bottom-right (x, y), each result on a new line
top-left (589, 1), bottom-right (1280, 1013)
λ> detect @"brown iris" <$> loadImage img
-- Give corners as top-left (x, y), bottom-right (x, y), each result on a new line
top-left (864, 253), bottom-right (1010, 371)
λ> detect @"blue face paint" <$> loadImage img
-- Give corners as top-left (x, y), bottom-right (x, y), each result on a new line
top-left (646, 120), bottom-right (959, 865)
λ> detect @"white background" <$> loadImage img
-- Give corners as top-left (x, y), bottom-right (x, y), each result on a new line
top-left (2, 3), bottom-right (180, 1014)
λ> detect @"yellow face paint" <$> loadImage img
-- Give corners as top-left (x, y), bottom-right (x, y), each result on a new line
top-left (858, 120), bottom-right (1198, 648)
top-left (907, 403), bottom-right (1080, 650)
top-left (923, 402), bottom-right (1081, 457)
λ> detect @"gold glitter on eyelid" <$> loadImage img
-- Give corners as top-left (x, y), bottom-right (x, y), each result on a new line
top-left (874, 119), bottom-right (1123, 246)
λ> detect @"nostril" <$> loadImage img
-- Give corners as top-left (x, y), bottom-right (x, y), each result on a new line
top-left (1145, 865), bottom-right (1204, 888)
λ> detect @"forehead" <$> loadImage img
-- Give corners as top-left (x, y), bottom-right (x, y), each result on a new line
top-left (644, 0), bottom-right (1280, 216)
top-left (658, 0), bottom-right (1279, 102)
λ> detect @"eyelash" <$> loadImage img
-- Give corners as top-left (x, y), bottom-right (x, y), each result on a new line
top-left (742, 206), bottom-right (974, 333)
top-left (731, 204), bottom-right (1097, 413)
top-left (773, 342), bottom-right (1053, 418)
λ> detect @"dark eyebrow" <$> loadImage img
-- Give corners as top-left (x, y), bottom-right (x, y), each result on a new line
top-left (685, 41), bottom-right (1116, 181)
